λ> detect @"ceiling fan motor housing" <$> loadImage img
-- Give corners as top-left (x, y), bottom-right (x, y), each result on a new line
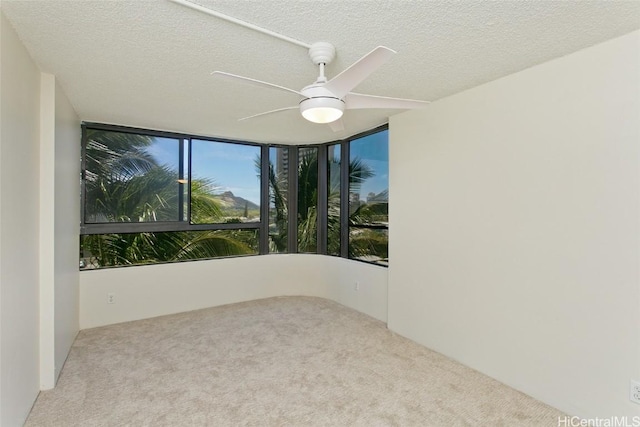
top-left (299, 84), bottom-right (344, 123)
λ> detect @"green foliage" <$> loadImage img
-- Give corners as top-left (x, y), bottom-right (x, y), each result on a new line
top-left (266, 155), bottom-right (288, 253)
top-left (82, 230), bottom-right (256, 267)
top-left (190, 179), bottom-right (223, 223)
top-left (85, 130), bottom-right (159, 222)
top-left (297, 150), bottom-right (318, 252)
top-left (84, 129), bottom-right (156, 180)
top-left (349, 200), bottom-right (388, 226)
top-left (87, 166), bottom-right (180, 222)
top-left (348, 228), bottom-right (388, 262)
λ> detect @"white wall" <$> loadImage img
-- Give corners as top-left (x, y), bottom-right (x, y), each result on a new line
top-left (323, 257), bottom-right (388, 323)
top-left (80, 254), bottom-right (388, 329)
top-left (39, 74), bottom-right (81, 389)
top-left (53, 79), bottom-right (81, 384)
top-left (388, 30), bottom-right (640, 419)
top-left (0, 11), bottom-right (42, 426)
top-left (39, 72), bottom-right (56, 389)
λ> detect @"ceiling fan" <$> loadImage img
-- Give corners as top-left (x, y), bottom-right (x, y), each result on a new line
top-left (212, 42), bottom-right (430, 131)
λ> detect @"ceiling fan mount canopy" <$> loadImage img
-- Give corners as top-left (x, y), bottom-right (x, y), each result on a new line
top-left (308, 42), bottom-right (336, 66)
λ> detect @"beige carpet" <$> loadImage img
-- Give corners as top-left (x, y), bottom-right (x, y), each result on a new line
top-left (26, 297), bottom-right (565, 426)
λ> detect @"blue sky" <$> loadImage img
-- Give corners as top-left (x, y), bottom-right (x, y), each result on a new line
top-left (146, 130), bottom-right (389, 205)
top-left (147, 138), bottom-right (261, 204)
top-left (191, 140), bottom-right (261, 204)
top-left (350, 130), bottom-right (389, 198)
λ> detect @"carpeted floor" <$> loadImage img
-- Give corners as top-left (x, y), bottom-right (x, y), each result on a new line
top-left (26, 296), bottom-right (565, 426)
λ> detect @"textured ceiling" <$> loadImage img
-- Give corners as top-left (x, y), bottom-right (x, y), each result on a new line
top-left (2, 0), bottom-right (639, 144)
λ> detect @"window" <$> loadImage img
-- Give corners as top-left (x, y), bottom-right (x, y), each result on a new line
top-left (81, 126), bottom-right (261, 268)
top-left (80, 123), bottom-right (388, 269)
top-left (348, 130), bottom-right (389, 265)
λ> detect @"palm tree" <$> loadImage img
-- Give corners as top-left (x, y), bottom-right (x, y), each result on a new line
top-left (84, 130), bottom-right (156, 179)
top-left (297, 149), bottom-right (319, 252)
top-left (82, 229), bottom-right (256, 267)
top-left (267, 157), bottom-right (288, 252)
top-left (84, 130), bottom-right (159, 222)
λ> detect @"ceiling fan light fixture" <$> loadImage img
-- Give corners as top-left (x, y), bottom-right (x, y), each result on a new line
top-left (300, 97), bottom-right (344, 124)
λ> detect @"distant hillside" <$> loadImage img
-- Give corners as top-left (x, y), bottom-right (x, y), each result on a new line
top-left (218, 191), bottom-right (259, 211)
top-left (367, 189), bottom-right (388, 203)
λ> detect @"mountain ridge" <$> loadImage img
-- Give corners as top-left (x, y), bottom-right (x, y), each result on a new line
top-left (219, 191), bottom-right (259, 211)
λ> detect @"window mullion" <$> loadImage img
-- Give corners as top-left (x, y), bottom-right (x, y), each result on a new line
top-left (340, 140), bottom-right (349, 258)
top-left (187, 138), bottom-right (193, 224)
top-left (178, 139), bottom-right (185, 222)
top-left (288, 146), bottom-right (298, 253)
top-left (259, 145), bottom-right (269, 254)
top-left (80, 124), bottom-right (87, 227)
top-left (317, 145), bottom-right (328, 254)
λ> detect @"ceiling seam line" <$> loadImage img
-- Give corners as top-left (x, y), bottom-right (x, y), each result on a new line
top-left (167, 0), bottom-right (312, 49)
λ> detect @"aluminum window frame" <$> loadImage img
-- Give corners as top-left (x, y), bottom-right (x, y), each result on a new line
top-left (80, 122), bottom-right (388, 269)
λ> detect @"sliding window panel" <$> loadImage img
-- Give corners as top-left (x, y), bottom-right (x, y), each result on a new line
top-left (327, 143), bottom-right (341, 256)
top-left (268, 147), bottom-right (289, 253)
top-left (180, 139), bottom-right (189, 221)
top-left (80, 229), bottom-right (259, 269)
top-left (84, 129), bottom-right (182, 223)
top-left (348, 129), bottom-right (389, 264)
top-left (348, 130), bottom-right (389, 226)
top-left (348, 227), bottom-right (388, 266)
top-left (190, 140), bottom-right (261, 224)
top-left (297, 147), bottom-right (318, 253)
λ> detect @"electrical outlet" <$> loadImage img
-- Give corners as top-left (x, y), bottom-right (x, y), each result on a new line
top-left (107, 293), bottom-right (115, 304)
top-left (354, 281), bottom-right (360, 291)
top-left (630, 380), bottom-right (640, 404)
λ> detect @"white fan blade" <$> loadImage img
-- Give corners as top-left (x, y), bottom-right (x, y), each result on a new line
top-left (324, 46), bottom-right (396, 98)
top-left (328, 118), bottom-right (345, 132)
top-left (344, 92), bottom-right (430, 110)
top-left (211, 71), bottom-right (304, 97)
top-left (239, 106), bottom-right (298, 121)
